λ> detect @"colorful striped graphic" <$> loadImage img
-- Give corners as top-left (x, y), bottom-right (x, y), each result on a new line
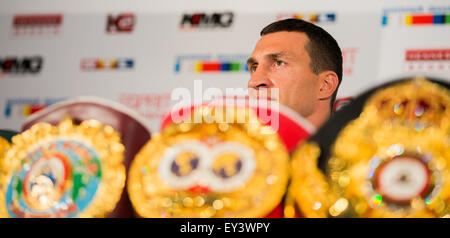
top-left (174, 54), bottom-right (249, 74)
top-left (22, 104), bottom-right (47, 116)
top-left (277, 12), bottom-right (336, 23)
top-left (4, 98), bottom-right (65, 118)
top-left (382, 13), bottom-right (450, 26)
top-left (194, 61), bottom-right (247, 72)
top-left (80, 58), bottom-right (134, 70)
top-left (4, 103), bottom-right (48, 118)
top-left (175, 61), bottom-right (248, 73)
top-left (404, 13), bottom-right (450, 25)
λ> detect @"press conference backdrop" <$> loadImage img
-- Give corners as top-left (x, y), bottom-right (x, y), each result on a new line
top-left (0, 0), bottom-right (449, 132)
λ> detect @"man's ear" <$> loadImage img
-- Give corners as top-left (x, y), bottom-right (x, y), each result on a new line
top-left (318, 71), bottom-right (339, 100)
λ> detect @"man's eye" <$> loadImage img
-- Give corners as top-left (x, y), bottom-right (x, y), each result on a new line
top-left (250, 65), bottom-right (257, 72)
top-left (275, 61), bottom-right (285, 67)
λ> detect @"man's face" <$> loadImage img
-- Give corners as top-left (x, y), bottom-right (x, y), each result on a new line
top-left (247, 31), bottom-right (320, 118)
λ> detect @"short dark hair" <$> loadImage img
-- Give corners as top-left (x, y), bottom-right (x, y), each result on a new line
top-left (260, 18), bottom-right (343, 111)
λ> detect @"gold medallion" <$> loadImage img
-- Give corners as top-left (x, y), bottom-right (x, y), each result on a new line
top-left (128, 106), bottom-right (289, 217)
top-left (0, 136), bottom-right (9, 151)
top-left (0, 137), bottom-right (10, 169)
top-left (290, 78), bottom-right (450, 217)
top-left (0, 118), bottom-right (126, 218)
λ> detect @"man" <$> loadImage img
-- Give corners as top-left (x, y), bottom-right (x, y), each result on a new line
top-left (247, 18), bottom-right (343, 129)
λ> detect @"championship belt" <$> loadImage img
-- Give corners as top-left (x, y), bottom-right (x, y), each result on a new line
top-left (0, 130), bottom-right (18, 193)
top-left (0, 130), bottom-right (16, 186)
top-left (128, 97), bottom-right (314, 217)
top-left (287, 77), bottom-right (450, 218)
top-left (0, 96), bottom-right (151, 218)
top-left (0, 130), bottom-right (19, 144)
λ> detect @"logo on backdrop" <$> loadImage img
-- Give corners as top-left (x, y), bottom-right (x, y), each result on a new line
top-left (341, 48), bottom-right (359, 76)
top-left (11, 14), bottom-right (63, 37)
top-left (0, 56), bottom-right (43, 75)
top-left (106, 13), bottom-right (136, 33)
top-left (180, 12), bottom-right (234, 30)
top-left (381, 6), bottom-right (450, 27)
top-left (80, 58), bottom-right (134, 71)
top-left (174, 54), bottom-right (249, 74)
top-left (119, 93), bottom-right (171, 120)
top-left (276, 12), bottom-right (336, 23)
top-left (403, 48), bottom-right (450, 73)
top-left (4, 97), bottom-right (65, 119)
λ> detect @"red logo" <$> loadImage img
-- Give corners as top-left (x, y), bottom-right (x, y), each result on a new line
top-left (342, 48), bottom-right (359, 76)
top-left (119, 93), bottom-right (171, 120)
top-left (404, 49), bottom-right (450, 72)
top-left (106, 13), bottom-right (135, 33)
top-left (406, 49), bottom-right (450, 61)
top-left (11, 14), bottom-right (62, 36)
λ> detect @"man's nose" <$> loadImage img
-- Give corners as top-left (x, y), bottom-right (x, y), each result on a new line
top-left (247, 66), bottom-right (273, 89)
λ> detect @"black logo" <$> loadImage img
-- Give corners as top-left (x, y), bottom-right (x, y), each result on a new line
top-left (180, 12), bottom-right (234, 29)
top-left (0, 56), bottom-right (43, 74)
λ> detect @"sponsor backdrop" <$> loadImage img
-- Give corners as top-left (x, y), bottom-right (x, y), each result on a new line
top-left (0, 0), bottom-right (449, 132)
